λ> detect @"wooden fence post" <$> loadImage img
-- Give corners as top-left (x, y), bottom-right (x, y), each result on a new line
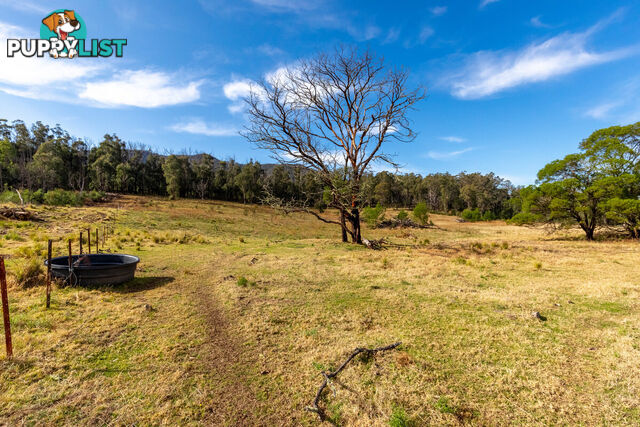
top-left (46, 240), bottom-right (52, 309)
top-left (79, 231), bottom-right (83, 255)
top-left (87, 228), bottom-right (91, 254)
top-left (95, 228), bottom-right (99, 253)
top-left (0, 257), bottom-right (13, 358)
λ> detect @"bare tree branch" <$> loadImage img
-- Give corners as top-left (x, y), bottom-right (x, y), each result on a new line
top-left (305, 341), bottom-right (402, 418)
top-left (243, 46), bottom-right (426, 243)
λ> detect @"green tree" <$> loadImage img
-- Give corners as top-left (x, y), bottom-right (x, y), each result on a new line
top-left (412, 202), bottom-right (429, 225)
top-left (192, 154), bottom-right (216, 199)
top-left (29, 141), bottom-right (66, 190)
top-left (235, 161), bottom-right (263, 203)
top-left (0, 139), bottom-right (16, 190)
top-left (89, 134), bottom-right (125, 192)
top-left (162, 155), bottom-right (191, 199)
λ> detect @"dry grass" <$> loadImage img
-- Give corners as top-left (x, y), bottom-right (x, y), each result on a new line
top-left (1, 195), bottom-right (640, 425)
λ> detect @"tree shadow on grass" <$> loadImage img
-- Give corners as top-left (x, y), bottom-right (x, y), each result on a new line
top-left (107, 276), bottom-right (174, 293)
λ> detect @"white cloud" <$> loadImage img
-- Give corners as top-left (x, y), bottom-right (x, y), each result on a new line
top-left (585, 102), bottom-right (620, 119)
top-left (430, 6), bottom-right (447, 16)
top-left (223, 79), bottom-right (261, 113)
top-left (530, 16), bottom-right (551, 29)
top-left (0, 21), bottom-right (204, 109)
top-left (353, 24), bottom-right (381, 41)
top-left (403, 26), bottom-right (435, 48)
top-left (255, 43), bottom-right (284, 56)
top-left (383, 27), bottom-right (401, 44)
top-left (249, 0), bottom-right (318, 12)
top-left (418, 26), bottom-right (434, 44)
top-left (445, 17), bottom-right (635, 99)
top-left (427, 147), bottom-right (473, 159)
top-left (0, 21), bottom-right (101, 89)
top-left (583, 77), bottom-right (640, 123)
top-left (223, 79), bottom-right (254, 100)
top-left (479, 0), bottom-right (500, 8)
top-left (79, 70), bottom-right (202, 108)
top-left (439, 136), bottom-right (467, 143)
top-left (170, 119), bottom-right (238, 136)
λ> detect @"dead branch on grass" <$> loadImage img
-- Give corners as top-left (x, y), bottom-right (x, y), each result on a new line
top-left (362, 238), bottom-right (387, 250)
top-left (375, 218), bottom-right (436, 229)
top-left (306, 341), bottom-right (401, 418)
top-left (0, 207), bottom-right (42, 222)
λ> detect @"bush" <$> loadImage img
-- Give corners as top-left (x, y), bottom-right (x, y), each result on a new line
top-left (507, 212), bottom-right (543, 225)
top-left (0, 190), bottom-right (20, 204)
top-left (412, 202), bottom-right (429, 225)
top-left (362, 203), bottom-right (385, 227)
top-left (30, 189), bottom-right (45, 204)
top-left (0, 188), bottom-right (104, 206)
top-left (481, 211), bottom-right (496, 221)
top-left (86, 190), bottom-right (105, 202)
top-left (12, 257), bottom-right (44, 288)
top-left (396, 210), bottom-right (408, 220)
top-left (461, 208), bottom-right (482, 222)
top-left (43, 189), bottom-right (81, 206)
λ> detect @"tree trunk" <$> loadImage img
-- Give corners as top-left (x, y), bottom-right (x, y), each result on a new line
top-left (340, 210), bottom-right (348, 242)
top-left (350, 207), bottom-right (362, 244)
top-left (585, 229), bottom-right (594, 240)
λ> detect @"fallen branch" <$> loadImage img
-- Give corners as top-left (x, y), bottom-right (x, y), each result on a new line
top-left (362, 238), bottom-right (386, 250)
top-left (375, 218), bottom-right (434, 229)
top-left (306, 341), bottom-right (401, 417)
top-left (0, 206), bottom-right (42, 221)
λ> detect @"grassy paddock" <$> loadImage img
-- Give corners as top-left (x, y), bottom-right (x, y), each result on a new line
top-left (1, 195), bottom-right (639, 425)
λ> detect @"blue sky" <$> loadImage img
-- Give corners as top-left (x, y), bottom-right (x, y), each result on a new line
top-left (0, 0), bottom-right (639, 185)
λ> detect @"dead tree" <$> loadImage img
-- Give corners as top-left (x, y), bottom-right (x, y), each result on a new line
top-left (243, 46), bottom-right (425, 244)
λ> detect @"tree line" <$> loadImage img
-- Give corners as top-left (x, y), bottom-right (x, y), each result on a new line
top-left (0, 118), bottom-right (520, 216)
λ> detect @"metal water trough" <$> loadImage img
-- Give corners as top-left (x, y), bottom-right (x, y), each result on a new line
top-left (45, 254), bottom-right (140, 286)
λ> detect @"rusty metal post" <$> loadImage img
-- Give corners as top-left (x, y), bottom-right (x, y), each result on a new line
top-left (87, 227), bottom-right (91, 254)
top-left (0, 257), bottom-right (13, 358)
top-left (79, 231), bottom-right (83, 255)
top-left (46, 240), bottom-right (52, 309)
top-left (68, 239), bottom-right (72, 284)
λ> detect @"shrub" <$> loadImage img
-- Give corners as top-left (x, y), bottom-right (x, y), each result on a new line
top-left (396, 210), bottom-right (408, 220)
top-left (43, 189), bottom-right (80, 206)
top-left (12, 257), bottom-right (44, 288)
top-left (412, 202), bottom-right (429, 225)
top-left (507, 212), bottom-right (543, 225)
top-left (86, 190), bottom-right (105, 202)
top-left (461, 208), bottom-right (482, 222)
top-left (481, 211), bottom-right (496, 221)
top-left (362, 203), bottom-right (386, 227)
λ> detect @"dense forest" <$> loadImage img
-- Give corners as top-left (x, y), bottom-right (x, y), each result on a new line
top-left (0, 119), bottom-right (521, 219)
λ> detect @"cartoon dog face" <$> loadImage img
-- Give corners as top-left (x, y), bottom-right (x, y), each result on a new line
top-left (42, 10), bottom-right (80, 41)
